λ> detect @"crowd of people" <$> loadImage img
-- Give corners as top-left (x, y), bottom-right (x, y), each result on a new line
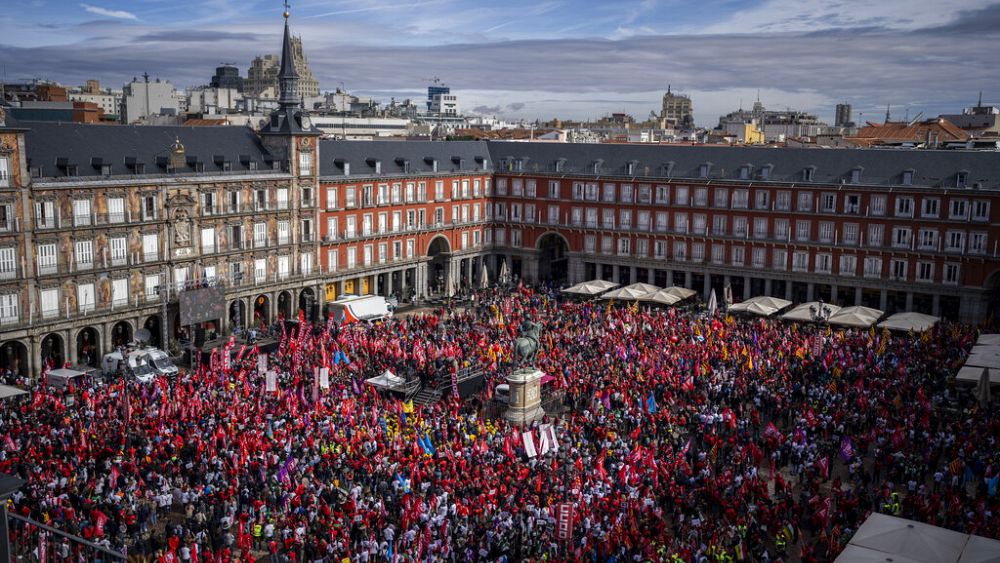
top-left (1, 284), bottom-right (998, 562)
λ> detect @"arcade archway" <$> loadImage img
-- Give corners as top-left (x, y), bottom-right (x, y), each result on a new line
top-left (299, 288), bottom-right (316, 321)
top-left (143, 315), bottom-right (162, 348)
top-left (0, 340), bottom-right (28, 376)
top-left (111, 321), bottom-right (133, 348)
top-left (229, 300), bottom-right (247, 331)
top-left (537, 232), bottom-right (570, 284)
top-left (41, 333), bottom-right (65, 369)
top-left (277, 291), bottom-right (293, 320)
top-left (253, 294), bottom-right (270, 327)
top-left (427, 236), bottom-right (451, 295)
top-left (76, 327), bottom-right (100, 367)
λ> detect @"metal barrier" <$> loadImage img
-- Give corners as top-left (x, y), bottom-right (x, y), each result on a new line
top-left (6, 512), bottom-right (125, 563)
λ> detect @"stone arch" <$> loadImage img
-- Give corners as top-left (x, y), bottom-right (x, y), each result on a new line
top-left (426, 236), bottom-right (452, 296)
top-left (0, 340), bottom-right (29, 377)
top-left (299, 287), bottom-right (317, 321)
top-left (277, 290), bottom-right (293, 320)
top-left (143, 315), bottom-right (162, 348)
top-left (110, 320), bottom-right (134, 348)
top-left (229, 299), bottom-right (247, 331)
top-left (536, 232), bottom-right (571, 284)
top-left (75, 326), bottom-right (100, 367)
top-left (40, 333), bottom-right (65, 369)
top-left (253, 294), bottom-right (270, 327)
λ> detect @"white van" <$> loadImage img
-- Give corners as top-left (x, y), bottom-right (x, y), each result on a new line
top-left (329, 295), bottom-right (394, 324)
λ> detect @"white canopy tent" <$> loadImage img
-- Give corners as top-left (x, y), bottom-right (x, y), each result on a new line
top-left (844, 513), bottom-right (969, 563)
top-left (781, 301), bottom-right (843, 323)
top-left (838, 513), bottom-right (999, 563)
top-left (601, 283), bottom-right (660, 300)
top-left (955, 366), bottom-right (1000, 385)
top-left (828, 305), bottom-right (884, 328)
top-left (562, 279), bottom-right (619, 297)
top-left (878, 312), bottom-right (941, 333)
top-left (975, 334), bottom-right (1000, 346)
top-left (638, 286), bottom-right (697, 307)
top-left (728, 296), bottom-right (792, 317)
top-left (366, 369), bottom-right (407, 391)
top-left (0, 385), bottom-right (28, 401)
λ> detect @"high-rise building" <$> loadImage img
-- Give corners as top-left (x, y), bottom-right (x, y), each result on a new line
top-left (245, 35), bottom-right (319, 100)
top-left (427, 82), bottom-right (450, 111)
top-left (660, 85), bottom-right (694, 128)
top-left (210, 65), bottom-right (244, 92)
top-left (836, 103), bottom-right (854, 127)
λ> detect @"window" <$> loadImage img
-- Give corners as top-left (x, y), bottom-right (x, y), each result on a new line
top-left (141, 233), bottom-right (159, 260)
top-left (797, 192), bottom-right (812, 212)
top-left (621, 184), bottom-right (634, 203)
top-left (654, 240), bottom-right (666, 259)
top-left (345, 187), bottom-right (357, 208)
top-left (740, 165), bottom-right (751, 180)
top-left (916, 262), bottom-right (933, 282)
top-left (895, 196), bottom-right (913, 217)
top-left (73, 199), bottom-right (92, 226)
top-left (655, 212), bottom-right (668, 232)
top-left (371, 185), bottom-right (380, 206)
top-left (299, 152), bottom-right (312, 176)
top-left (754, 190), bottom-right (769, 210)
top-left (619, 209), bottom-right (632, 230)
top-left (956, 171), bottom-right (968, 188)
top-left (75, 240), bottom-right (93, 270)
top-left (772, 249), bottom-right (787, 271)
top-left (0, 248), bottom-right (14, 279)
top-left (549, 181), bottom-right (561, 199)
top-left (850, 168), bottom-right (862, 184)
top-left (713, 188), bottom-right (728, 208)
top-left (254, 258), bottom-right (267, 282)
top-left (773, 218), bottom-right (788, 240)
top-left (548, 205), bottom-right (560, 225)
top-left (77, 283), bottom-right (95, 313)
top-left (278, 220), bottom-right (290, 244)
top-left (867, 224), bottom-right (884, 247)
top-left (110, 237), bottom-right (126, 266)
top-left (203, 266), bottom-right (216, 283)
top-left (601, 236), bottom-right (613, 254)
top-left (845, 194), bottom-right (861, 215)
top-left (731, 189), bottom-right (748, 209)
top-left (819, 222), bottom-right (834, 243)
top-left (173, 266), bottom-right (189, 291)
top-left (890, 259), bottom-right (907, 280)
top-left (693, 187), bottom-right (707, 206)
top-left (511, 179), bottom-right (523, 197)
top-left (35, 201), bottom-right (55, 229)
top-left (0, 157), bottom-right (8, 187)
top-left (37, 243), bottom-right (57, 274)
top-left (276, 188), bottom-right (289, 210)
top-left (276, 255), bottom-right (289, 280)
top-left (902, 170), bottom-right (914, 186)
top-left (201, 227), bottom-right (216, 254)
top-left (820, 193), bottom-right (836, 213)
top-left (863, 257), bottom-right (882, 278)
top-left (973, 200), bottom-right (990, 221)
top-left (584, 235), bottom-right (596, 253)
top-left (970, 232), bottom-right (987, 254)
top-left (585, 183), bottom-right (599, 201)
top-left (393, 241), bottom-right (402, 260)
top-left (815, 253), bottom-right (832, 274)
top-left (733, 217), bottom-right (748, 238)
top-left (602, 183), bottom-right (616, 203)
top-left (228, 190), bottom-right (241, 213)
top-left (0, 293), bottom-right (19, 324)
top-left (145, 274), bottom-right (161, 300)
top-left (673, 212), bottom-right (688, 234)
top-left (40, 288), bottom-right (59, 318)
top-left (693, 213), bottom-right (706, 235)
top-left (713, 215), bottom-right (727, 236)
top-left (839, 255), bottom-right (857, 276)
top-left (918, 229), bottom-right (937, 250)
top-left (364, 245), bottom-right (374, 265)
top-left (363, 214), bottom-right (373, 236)
top-left (752, 247), bottom-right (766, 268)
top-left (571, 182), bottom-right (583, 200)
top-left (407, 239), bottom-right (415, 258)
top-left (870, 194), bottom-right (886, 216)
top-left (674, 241), bottom-right (688, 261)
top-left (843, 223), bottom-right (859, 246)
top-left (921, 198), bottom-right (939, 218)
top-left (254, 222), bottom-right (268, 248)
top-left (202, 192), bottom-right (217, 215)
top-left (638, 185), bottom-right (651, 204)
top-left (775, 191), bottom-right (790, 211)
top-left (945, 231), bottom-right (965, 252)
top-left (760, 165), bottom-right (772, 180)
top-left (107, 197), bottom-right (125, 223)
top-left (142, 195), bottom-right (157, 220)
top-left (326, 188), bottom-right (338, 210)
top-left (675, 186), bottom-right (689, 206)
top-left (712, 244), bottom-right (726, 264)
top-left (636, 239), bottom-right (648, 257)
top-left (795, 220), bottom-right (811, 242)
top-left (949, 199), bottom-right (968, 220)
top-left (584, 208), bottom-right (596, 228)
top-left (395, 183), bottom-right (405, 203)
top-left (944, 263), bottom-right (960, 285)
top-left (731, 246), bottom-right (745, 267)
top-left (655, 185), bottom-right (669, 204)
top-left (892, 227), bottom-right (911, 248)
top-left (803, 167), bottom-right (815, 182)
top-left (524, 180), bottom-right (535, 198)
top-left (699, 164), bottom-right (709, 178)
top-left (792, 251), bottom-right (809, 272)
top-left (617, 238), bottom-right (630, 256)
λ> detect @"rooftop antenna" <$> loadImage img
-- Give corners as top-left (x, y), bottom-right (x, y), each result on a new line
top-left (884, 103), bottom-right (891, 123)
top-left (978, 90), bottom-right (983, 108)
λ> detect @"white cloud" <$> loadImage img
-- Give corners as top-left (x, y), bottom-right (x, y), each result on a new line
top-left (80, 3), bottom-right (138, 20)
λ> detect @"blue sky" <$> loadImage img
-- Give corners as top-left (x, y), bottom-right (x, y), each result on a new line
top-left (2, 0), bottom-right (999, 126)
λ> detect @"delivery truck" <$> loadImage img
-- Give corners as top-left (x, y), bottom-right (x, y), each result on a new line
top-left (329, 295), bottom-right (394, 324)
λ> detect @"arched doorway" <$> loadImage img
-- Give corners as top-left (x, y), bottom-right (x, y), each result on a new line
top-left (537, 232), bottom-right (570, 284)
top-left (229, 300), bottom-right (246, 332)
top-left (299, 288), bottom-right (316, 321)
top-left (253, 294), bottom-right (270, 327)
top-left (277, 291), bottom-right (292, 320)
top-left (985, 269), bottom-right (1000, 320)
top-left (111, 321), bottom-right (133, 348)
top-left (41, 333), bottom-right (65, 370)
top-left (76, 327), bottom-right (100, 367)
top-left (0, 340), bottom-right (28, 377)
top-left (143, 315), bottom-right (162, 348)
top-left (427, 236), bottom-right (451, 296)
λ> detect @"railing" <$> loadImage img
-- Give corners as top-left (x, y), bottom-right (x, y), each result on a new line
top-left (7, 511), bottom-right (126, 562)
top-left (0, 268), bottom-right (16, 280)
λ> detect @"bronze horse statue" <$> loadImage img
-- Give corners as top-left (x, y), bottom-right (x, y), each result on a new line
top-left (514, 321), bottom-right (543, 369)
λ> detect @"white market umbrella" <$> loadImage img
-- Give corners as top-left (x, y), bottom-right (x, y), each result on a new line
top-left (878, 312), bottom-right (940, 333)
top-left (835, 545), bottom-right (926, 563)
top-left (975, 334), bottom-right (1000, 346)
top-left (562, 280), bottom-right (619, 297)
top-left (848, 513), bottom-right (968, 563)
top-left (601, 283), bottom-right (660, 300)
top-left (828, 305), bottom-right (884, 328)
top-left (781, 301), bottom-right (842, 323)
top-left (977, 367), bottom-right (993, 407)
top-left (707, 289), bottom-right (718, 315)
top-left (728, 295), bottom-right (792, 317)
top-left (638, 286), bottom-right (697, 307)
top-left (958, 535), bottom-right (1000, 563)
top-left (498, 260), bottom-right (510, 285)
top-left (480, 260), bottom-right (490, 289)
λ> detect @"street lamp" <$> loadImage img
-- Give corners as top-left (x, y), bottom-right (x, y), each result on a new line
top-left (809, 299), bottom-right (833, 324)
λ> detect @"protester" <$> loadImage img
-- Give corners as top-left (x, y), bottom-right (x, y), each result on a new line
top-left (1, 284), bottom-right (997, 562)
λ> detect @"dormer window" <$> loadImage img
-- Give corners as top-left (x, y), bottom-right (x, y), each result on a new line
top-left (334, 159), bottom-right (350, 176)
top-left (367, 158), bottom-right (381, 174)
top-left (396, 158), bottom-right (410, 174)
top-left (592, 159), bottom-right (603, 174)
top-left (759, 164), bottom-right (773, 180)
top-left (902, 169), bottom-right (914, 186)
top-left (101, 164), bottom-right (112, 176)
top-left (850, 167), bottom-right (863, 184)
top-left (662, 161), bottom-right (675, 177)
top-left (957, 170), bottom-right (969, 188)
top-left (452, 156), bottom-right (465, 170)
top-left (475, 156), bottom-right (488, 171)
top-left (425, 157), bottom-right (438, 172)
top-left (739, 164), bottom-right (752, 180)
top-left (699, 163), bottom-right (711, 178)
top-left (626, 160), bottom-right (639, 176)
top-left (515, 159), bottom-right (524, 172)
top-left (554, 158), bottom-right (566, 173)
top-left (803, 166), bottom-right (816, 182)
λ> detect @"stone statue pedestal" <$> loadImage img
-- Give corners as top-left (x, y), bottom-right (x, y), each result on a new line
top-left (504, 368), bottom-right (545, 424)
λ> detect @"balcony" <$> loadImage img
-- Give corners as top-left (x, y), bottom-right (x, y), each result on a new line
top-left (37, 263), bottom-right (58, 276)
top-left (0, 315), bottom-right (19, 326)
top-left (0, 268), bottom-right (15, 280)
top-left (35, 217), bottom-right (56, 230)
top-left (202, 244), bottom-right (216, 255)
top-left (143, 252), bottom-right (159, 263)
top-left (254, 237), bottom-right (269, 249)
top-left (302, 232), bottom-right (314, 243)
top-left (278, 236), bottom-right (291, 246)
top-left (73, 214), bottom-right (92, 227)
top-left (106, 212), bottom-right (126, 224)
top-left (76, 260), bottom-right (93, 271)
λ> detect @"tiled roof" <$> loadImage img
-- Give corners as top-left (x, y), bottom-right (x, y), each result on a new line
top-left (318, 139), bottom-right (491, 178)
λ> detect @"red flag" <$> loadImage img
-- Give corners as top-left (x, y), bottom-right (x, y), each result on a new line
top-left (817, 457), bottom-right (829, 480)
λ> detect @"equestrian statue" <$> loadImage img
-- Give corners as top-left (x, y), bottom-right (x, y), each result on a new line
top-left (513, 320), bottom-right (543, 370)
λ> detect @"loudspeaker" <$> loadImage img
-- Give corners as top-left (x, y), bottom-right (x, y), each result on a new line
top-left (194, 327), bottom-right (206, 348)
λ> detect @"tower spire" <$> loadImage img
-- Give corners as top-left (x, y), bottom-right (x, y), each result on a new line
top-left (885, 103), bottom-right (891, 123)
top-left (978, 90), bottom-right (983, 108)
top-left (278, 0), bottom-right (300, 110)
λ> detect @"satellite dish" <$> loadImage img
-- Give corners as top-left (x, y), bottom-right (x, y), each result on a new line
top-left (135, 329), bottom-right (152, 344)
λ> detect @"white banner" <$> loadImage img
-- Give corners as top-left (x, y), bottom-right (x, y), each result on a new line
top-left (320, 367), bottom-right (330, 389)
top-left (523, 430), bottom-right (537, 458)
top-left (539, 423), bottom-right (559, 455)
top-left (258, 353), bottom-right (268, 374)
top-left (266, 370), bottom-right (277, 392)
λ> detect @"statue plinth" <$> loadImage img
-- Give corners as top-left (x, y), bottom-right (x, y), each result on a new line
top-left (504, 367), bottom-right (545, 424)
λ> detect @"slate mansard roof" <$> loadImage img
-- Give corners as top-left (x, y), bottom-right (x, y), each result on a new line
top-left (22, 121), bottom-right (275, 179)
top-left (319, 140), bottom-right (492, 178)
top-left (482, 142), bottom-right (1000, 190)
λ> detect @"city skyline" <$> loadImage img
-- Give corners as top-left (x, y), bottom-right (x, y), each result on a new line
top-left (1, 0), bottom-right (999, 126)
